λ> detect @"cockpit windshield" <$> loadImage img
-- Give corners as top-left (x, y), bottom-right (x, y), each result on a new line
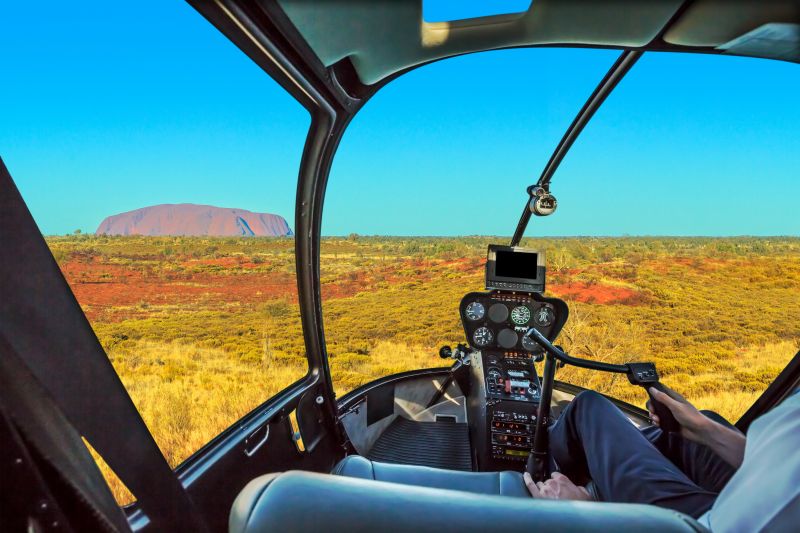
top-left (322, 47), bottom-right (800, 419)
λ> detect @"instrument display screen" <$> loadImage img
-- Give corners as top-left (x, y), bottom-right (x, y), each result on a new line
top-left (495, 249), bottom-right (538, 279)
top-left (504, 449), bottom-right (529, 457)
top-left (485, 245), bottom-right (545, 293)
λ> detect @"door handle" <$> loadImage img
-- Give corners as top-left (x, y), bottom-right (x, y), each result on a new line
top-left (244, 424), bottom-right (269, 457)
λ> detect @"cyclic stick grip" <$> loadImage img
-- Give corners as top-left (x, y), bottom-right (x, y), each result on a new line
top-left (625, 363), bottom-right (680, 433)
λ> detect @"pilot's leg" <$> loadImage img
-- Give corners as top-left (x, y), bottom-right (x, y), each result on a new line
top-left (643, 410), bottom-right (738, 493)
top-left (549, 390), bottom-right (717, 518)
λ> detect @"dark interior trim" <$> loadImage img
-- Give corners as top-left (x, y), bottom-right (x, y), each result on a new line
top-left (0, 158), bottom-right (207, 532)
top-left (174, 373), bottom-right (318, 480)
top-left (187, 0), bottom-right (331, 112)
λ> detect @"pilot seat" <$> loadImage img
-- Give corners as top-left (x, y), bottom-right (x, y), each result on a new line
top-left (332, 454), bottom-right (530, 497)
top-left (229, 462), bottom-right (705, 533)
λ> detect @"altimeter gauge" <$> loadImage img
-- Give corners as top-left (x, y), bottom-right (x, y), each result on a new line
top-left (473, 326), bottom-right (494, 347)
top-left (465, 301), bottom-right (485, 321)
top-left (510, 305), bottom-right (531, 325)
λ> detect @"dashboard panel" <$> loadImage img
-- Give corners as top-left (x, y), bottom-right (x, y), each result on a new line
top-left (461, 291), bottom-right (568, 468)
top-left (459, 292), bottom-right (566, 353)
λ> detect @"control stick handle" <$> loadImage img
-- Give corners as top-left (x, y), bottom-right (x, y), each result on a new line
top-left (626, 363), bottom-right (680, 433)
top-left (644, 383), bottom-right (680, 433)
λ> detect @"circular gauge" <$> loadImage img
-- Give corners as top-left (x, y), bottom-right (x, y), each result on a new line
top-left (497, 328), bottom-right (519, 349)
top-left (488, 303), bottom-right (509, 323)
top-left (521, 334), bottom-right (539, 352)
top-left (472, 326), bottom-right (494, 347)
top-left (464, 301), bottom-right (485, 321)
top-left (533, 306), bottom-right (555, 327)
top-left (510, 305), bottom-right (531, 326)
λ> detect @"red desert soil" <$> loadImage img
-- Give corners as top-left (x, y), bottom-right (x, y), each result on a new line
top-left (64, 254), bottom-right (642, 322)
top-left (548, 281), bottom-right (645, 305)
top-left (60, 259), bottom-right (298, 320)
top-left (62, 255), bottom-right (460, 320)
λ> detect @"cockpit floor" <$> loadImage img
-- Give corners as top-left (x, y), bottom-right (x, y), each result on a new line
top-left (366, 417), bottom-right (473, 471)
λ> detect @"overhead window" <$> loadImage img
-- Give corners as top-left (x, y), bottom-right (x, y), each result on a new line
top-left (423, 0), bottom-right (532, 23)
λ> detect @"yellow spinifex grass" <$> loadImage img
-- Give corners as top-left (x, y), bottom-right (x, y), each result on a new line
top-left (44, 235), bottom-right (800, 506)
top-left (94, 339), bottom-right (308, 504)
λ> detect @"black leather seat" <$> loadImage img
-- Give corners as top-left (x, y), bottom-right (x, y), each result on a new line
top-left (332, 454), bottom-right (529, 497)
top-left (229, 470), bottom-right (705, 533)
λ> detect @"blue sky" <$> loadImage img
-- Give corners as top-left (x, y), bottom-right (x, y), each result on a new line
top-left (2, 2), bottom-right (798, 237)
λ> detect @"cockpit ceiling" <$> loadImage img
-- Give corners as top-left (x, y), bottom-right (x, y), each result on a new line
top-left (273, 0), bottom-right (800, 86)
top-left (664, 0), bottom-right (800, 47)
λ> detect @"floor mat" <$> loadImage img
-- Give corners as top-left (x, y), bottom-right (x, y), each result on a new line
top-left (366, 417), bottom-right (472, 471)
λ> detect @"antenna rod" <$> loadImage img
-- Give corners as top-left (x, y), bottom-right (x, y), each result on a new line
top-left (510, 50), bottom-right (643, 247)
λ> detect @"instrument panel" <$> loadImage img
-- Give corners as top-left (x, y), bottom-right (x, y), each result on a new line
top-left (462, 290), bottom-right (568, 469)
top-left (459, 292), bottom-right (563, 353)
top-left (484, 352), bottom-right (539, 403)
top-left (489, 404), bottom-right (538, 462)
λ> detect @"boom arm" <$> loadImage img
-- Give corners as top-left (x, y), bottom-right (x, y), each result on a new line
top-left (510, 50), bottom-right (643, 246)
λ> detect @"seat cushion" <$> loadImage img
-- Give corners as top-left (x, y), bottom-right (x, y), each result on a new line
top-left (332, 454), bottom-right (529, 498)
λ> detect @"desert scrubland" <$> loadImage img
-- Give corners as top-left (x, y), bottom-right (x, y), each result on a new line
top-left (47, 235), bottom-right (800, 503)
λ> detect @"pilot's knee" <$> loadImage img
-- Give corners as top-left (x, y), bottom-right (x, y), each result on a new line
top-left (571, 390), bottom-right (611, 411)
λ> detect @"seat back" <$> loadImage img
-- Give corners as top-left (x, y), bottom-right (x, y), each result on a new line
top-left (230, 470), bottom-right (706, 533)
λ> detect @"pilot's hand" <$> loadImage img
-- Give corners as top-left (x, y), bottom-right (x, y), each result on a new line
top-left (524, 471), bottom-right (592, 501)
top-left (648, 385), bottom-right (709, 443)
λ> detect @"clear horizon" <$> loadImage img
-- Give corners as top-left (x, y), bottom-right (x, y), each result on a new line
top-left (44, 231), bottom-right (800, 240)
top-left (3, 2), bottom-right (799, 238)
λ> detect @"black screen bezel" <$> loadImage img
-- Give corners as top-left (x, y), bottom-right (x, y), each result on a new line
top-left (485, 245), bottom-right (545, 289)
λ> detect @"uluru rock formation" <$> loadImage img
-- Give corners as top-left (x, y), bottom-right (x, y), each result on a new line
top-left (95, 204), bottom-right (292, 237)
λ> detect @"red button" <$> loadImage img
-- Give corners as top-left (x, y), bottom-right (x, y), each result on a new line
top-left (505, 381), bottom-right (511, 394)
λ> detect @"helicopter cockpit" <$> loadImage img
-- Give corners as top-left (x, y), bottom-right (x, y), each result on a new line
top-left (460, 245), bottom-right (563, 471)
top-left (327, 242), bottom-right (674, 492)
top-left (224, 236), bottom-right (695, 532)
top-left (3, 2), bottom-right (799, 533)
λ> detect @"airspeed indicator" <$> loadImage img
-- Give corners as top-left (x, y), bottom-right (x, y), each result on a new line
top-left (465, 301), bottom-right (485, 321)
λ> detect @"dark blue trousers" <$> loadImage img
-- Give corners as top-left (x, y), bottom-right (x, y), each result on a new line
top-left (549, 391), bottom-right (738, 518)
